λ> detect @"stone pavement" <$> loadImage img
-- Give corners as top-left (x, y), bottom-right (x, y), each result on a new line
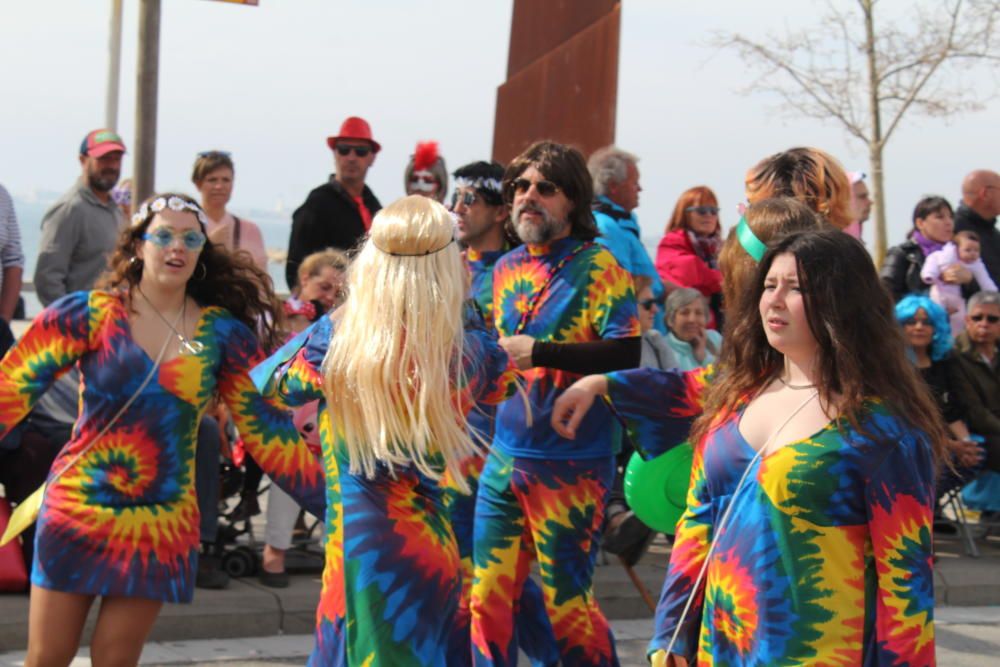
top-left (2, 528), bottom-right (1000, 660)
top-left (2, 609), bottom-right (1000, 666)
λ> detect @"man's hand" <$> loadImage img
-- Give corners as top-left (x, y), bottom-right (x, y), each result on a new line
top-left (498, 335), bottom-right (535, 370)
top-left (551, 374), bottom-right (609, 439)
top-left (942, 263), bottom-right (973, 285)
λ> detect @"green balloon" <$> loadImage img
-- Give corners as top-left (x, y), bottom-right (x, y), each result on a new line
top-left (624, 444), bottom-right (694, 534)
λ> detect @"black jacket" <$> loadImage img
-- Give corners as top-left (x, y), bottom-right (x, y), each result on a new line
top-left (951, 334), bottom-right (1000, 435)
top-left (880, 238), bottom-right (926, 302)
top-left (285, 176), bottom-right (381, 289)
top-left (954, 203), bottom-right (1000, 288)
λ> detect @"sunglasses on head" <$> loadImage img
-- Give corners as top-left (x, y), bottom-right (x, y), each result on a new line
top-left (971, 313), bottom-right (1000, 323)
top-left (639, 297), bottom-right (663, 311)
top-left (143, 227), bottom-right (207, 251)
top-left (197, 150), bottom-right (231, 159)
top-left (509, 177), bottom-right (561, 198)
top-left (335, 144), bottom-right (372, 157)
top-left (451, 190), bottom-right (480, 208)
top-left (685, 206), bottom-right (720, 216)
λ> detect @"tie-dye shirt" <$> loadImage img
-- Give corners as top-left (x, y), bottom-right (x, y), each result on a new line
top-left (467, 246), bottom-right (510, 331)
top-left (0, 290), bottom-right (324, 602)
top-left (466, 245), bottom-right (511, 443)
top-left (492, 236), bottom-right (639, 459)
top-left (261, 311), bottom-right (519, 665)
top-left (655, 403), bottom-right (935, 665)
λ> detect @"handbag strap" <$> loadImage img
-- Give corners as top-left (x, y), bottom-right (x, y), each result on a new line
top-left (48, 304), bottom-right (180, 484)
top-left (513, 241), bottom-right (592, 335)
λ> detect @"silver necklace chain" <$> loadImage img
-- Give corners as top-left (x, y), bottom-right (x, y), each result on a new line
top-left (778, 375), bottom-right (816, 390)
top-left (137, 286), bottom-right (206, 355)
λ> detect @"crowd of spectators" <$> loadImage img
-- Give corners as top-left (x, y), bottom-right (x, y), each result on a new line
top-left (2, 118), bottom-right (999, 602)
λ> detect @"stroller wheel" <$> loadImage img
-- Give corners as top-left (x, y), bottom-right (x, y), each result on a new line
top-left (222, 545), bottom-right (259, 578)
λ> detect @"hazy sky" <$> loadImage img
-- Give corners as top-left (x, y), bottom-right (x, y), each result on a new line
top-left (2, 0), bottom-right (998, 250)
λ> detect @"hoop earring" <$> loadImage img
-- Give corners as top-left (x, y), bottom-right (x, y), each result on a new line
top-left (194, 262), bottom-right (207, 281)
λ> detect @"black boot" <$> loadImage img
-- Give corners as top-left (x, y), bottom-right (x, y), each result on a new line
top-left (196, 542), bottom-right (230, 590)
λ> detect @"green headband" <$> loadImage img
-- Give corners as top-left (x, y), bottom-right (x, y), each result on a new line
top-left (736, 216), bottom-right (766, 262)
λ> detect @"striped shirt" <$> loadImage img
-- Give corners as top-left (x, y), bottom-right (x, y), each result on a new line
top-left (0, 183), bottom-right (25, 298)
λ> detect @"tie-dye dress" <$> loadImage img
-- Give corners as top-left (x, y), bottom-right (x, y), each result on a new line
top-left (0, 290), bottom-right (324, 603)
top-left (605, 369), bottom-right (936, 666)
top-left (261, 311), bottom-right (519, 667)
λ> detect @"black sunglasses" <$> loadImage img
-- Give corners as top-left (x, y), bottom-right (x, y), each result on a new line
top-left (639, 297), bottom-right (663, 311)
top-left (509, 177), bottom-right (561, 198)
top-left (685, 206), bottom-right (719, 216)
top-left (197, 150), bottom-right (232, 159)
top-left (970, 313), bottom-right (1000, 323)
top-left (335, 144), bottom-right (372, 158)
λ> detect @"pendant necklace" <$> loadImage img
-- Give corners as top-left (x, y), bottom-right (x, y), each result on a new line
top-left (138, 286), bottom-right (206, 355)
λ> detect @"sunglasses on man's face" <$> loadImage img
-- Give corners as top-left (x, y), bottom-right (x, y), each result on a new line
top-left (685, 206), bottom-right (720, 216)
top-left (639, 297), bottom-right (663, 311)
top-left (335, 144), bottom-right (372, 158)
top-left (143, 227), bottom-right (207, 251)
top-left (509, 177), bottom-right (561, 198)
top-left (451, 190), bottom-right (480, 208)
top-left (970, 313), bottom-right (1000, 324)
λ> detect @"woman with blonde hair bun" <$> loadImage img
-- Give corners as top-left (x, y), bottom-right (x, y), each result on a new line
top-left (257, 194), bottom-right (520, 665)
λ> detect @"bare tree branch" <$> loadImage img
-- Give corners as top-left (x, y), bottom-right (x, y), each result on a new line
top-left (714, 0), bottom-right (1000, 262)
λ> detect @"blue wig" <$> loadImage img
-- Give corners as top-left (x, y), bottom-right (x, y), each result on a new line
top-left (895, 294), bottom-right (953, 361)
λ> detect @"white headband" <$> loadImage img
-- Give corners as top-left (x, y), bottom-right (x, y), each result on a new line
top-left (132, 195), bottom-right (209, 228)
top-left (454, 176), bottom-right (503, 196)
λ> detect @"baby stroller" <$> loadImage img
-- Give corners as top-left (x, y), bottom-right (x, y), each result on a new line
top-left (212, 406), bottom-right (325, 580)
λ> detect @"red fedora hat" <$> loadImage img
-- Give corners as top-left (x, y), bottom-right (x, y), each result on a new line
top-left (326, 116), bottom-right (381, 153)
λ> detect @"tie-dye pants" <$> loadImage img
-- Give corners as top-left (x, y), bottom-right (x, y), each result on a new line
top-left (443, 456), bottom-right (560, 667)
top-left (309, 457), bottom-right (460, 667)
top-left (470, 451), bottom-right (619, 667)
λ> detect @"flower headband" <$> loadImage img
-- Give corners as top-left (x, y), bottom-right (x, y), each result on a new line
top-left (131, 195), bottom-right (209, 228)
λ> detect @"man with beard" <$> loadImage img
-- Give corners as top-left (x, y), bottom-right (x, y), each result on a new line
top-left (442, 161), bottom-right (560, 666)
top-left (471, 141), bottom-right (640, 666)
top-left (34, 129), bottom-right (126, 305)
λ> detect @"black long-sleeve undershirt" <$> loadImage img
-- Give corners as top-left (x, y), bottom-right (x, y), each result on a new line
top-left (531, 337), bottom-right (641, 375)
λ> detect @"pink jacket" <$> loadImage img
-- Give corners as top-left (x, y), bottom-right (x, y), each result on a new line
top-left (655, 228), bottom-right (723, 298)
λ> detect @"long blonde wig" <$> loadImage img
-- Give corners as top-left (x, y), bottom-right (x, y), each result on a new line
top-left (323, 195), bottom-right (477, 486)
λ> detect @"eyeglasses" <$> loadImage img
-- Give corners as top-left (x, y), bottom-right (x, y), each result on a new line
top-left (451, 190), bottom-right (480, 208)
top-left (197, 150), bottom-right (232, 159)
top-left (639, 297), bottom-right (663, 311)
top-left (902, 317), bottom-right (931, 327)
top-left (335, 144), bottom-right (372, 157)
top-left (970, 313), bottom-right (1000, 323)
top-left (685, 206), bottom-right (720, 216)
top-left (509, 177), bottom-right (561, 198)
top-left (143, 227), bottom-right (207, 251)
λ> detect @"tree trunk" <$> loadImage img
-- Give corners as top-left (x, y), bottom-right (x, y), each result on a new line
top-left (862, 0), bottom-right (887, 264)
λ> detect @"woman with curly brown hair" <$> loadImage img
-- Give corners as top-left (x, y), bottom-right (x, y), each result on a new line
top-left (0, 193), bottom-right (323, 666)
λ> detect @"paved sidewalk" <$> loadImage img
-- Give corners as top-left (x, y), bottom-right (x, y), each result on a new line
top-left (3, 609), bottom-right (1000, 666)
top-left (3, 529), bottom-right (1000, 651)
